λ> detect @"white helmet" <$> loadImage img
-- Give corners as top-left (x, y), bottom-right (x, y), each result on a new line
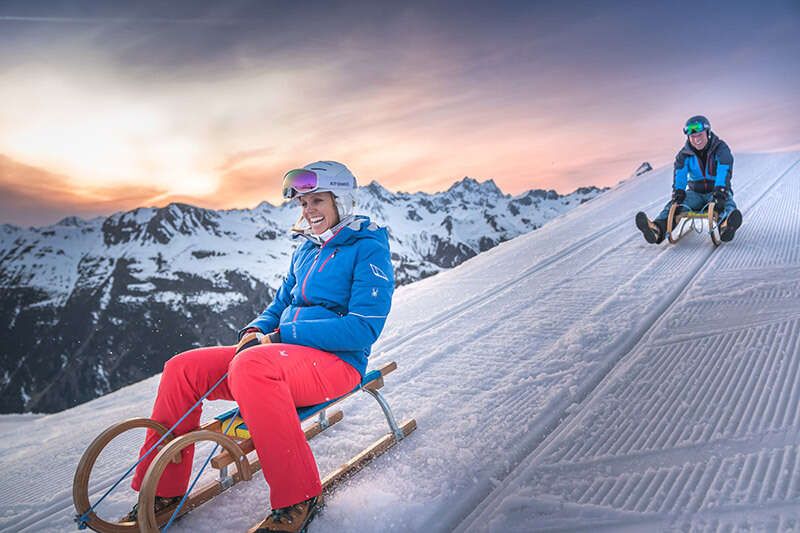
top-left (283, 161), bottom-right (358, 218)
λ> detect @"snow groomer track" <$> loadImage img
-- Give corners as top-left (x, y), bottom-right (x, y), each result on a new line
top-left (456, 156), bottom-right (800, 532)
top-left (1, 152), bottom-right (799, 533)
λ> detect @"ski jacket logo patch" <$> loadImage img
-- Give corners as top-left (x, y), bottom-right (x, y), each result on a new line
top-left (370, 263), bottom-right (389, 281)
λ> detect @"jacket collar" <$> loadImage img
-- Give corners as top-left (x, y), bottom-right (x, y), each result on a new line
top-left (292, 215), bottom-right (358, 246)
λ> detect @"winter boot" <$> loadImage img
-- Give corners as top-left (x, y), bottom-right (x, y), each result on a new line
top-left (719, 209), bottom-right (742, 242)
top-left (119, 495), bottom-right (184, 523)
top-left (248, 495), bottom-right (323, 533)
top-left (635, 212), bottom-right (664, 244)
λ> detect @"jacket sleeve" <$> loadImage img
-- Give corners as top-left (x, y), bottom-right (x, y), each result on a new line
top-left (281, 240), bottom-right (394, 352)
top-left (673, 151), bottom-right (689, 191)
top-left (241, 252), bottom-right (297, 336)
top-left (714, 142), bottom-right (734, 188)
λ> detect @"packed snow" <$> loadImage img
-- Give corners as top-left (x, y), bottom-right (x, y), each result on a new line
top-left (0, 151), bottom-right (798, 532)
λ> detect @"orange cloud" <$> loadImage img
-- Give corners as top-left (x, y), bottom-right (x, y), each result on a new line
top-left (0, 154), bottom-right (169, 225)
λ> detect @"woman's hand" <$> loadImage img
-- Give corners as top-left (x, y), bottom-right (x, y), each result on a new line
top-left (235, 329), bottom-right (282, 354)
top-left (235, 331), bottom-right (263, 354)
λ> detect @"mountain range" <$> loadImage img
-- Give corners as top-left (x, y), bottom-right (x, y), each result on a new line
top-left (0, 177), bottom-right (606, 413)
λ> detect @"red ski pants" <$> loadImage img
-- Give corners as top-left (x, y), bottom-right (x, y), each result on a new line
top-left (131, 343), bottom-right (360, 508)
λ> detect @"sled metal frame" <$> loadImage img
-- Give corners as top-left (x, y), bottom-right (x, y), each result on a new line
top-left (72, 361), bottom-right (415, 533)
top-left (666, 201), bottom-right (721, 246)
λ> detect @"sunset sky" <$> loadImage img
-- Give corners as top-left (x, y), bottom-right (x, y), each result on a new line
top-left (1, 0), bottom-right (798, 226)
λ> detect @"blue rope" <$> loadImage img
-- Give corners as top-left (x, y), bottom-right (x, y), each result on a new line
top-left (162, 406), bottom-right (241, 531)
top-left (76, 372), bottom-right (229, 528)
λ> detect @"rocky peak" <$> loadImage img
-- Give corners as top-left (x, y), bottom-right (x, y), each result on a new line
top-left (633, 162), bottom-right (652, 176)
top-left (443, 178), bottom-right (505, 209)
top-left (364, 180), bottom-right (395, 202)
top-left (55, 216), bottom-right (87, 227)
top-left (572, 186), bottom-right (604, 195)
top-left (447, 177), bottom-right (502, 196)
top-left (143, 203), bottom-right (221, 244)
top-left (102, 208), bottom-right (151, 246)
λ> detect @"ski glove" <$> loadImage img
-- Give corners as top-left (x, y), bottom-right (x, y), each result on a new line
top-left (672, 189), bottom-right (686, 204)
top-left (237, 326), bottom-right (261, 341)
top-left (713, 186), bottom-right (727, 211)
top-left (235, 329), bottom-right (281, 354)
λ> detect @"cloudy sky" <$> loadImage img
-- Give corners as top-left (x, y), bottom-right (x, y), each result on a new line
top-left (1, 0), bottom-right (798, 225)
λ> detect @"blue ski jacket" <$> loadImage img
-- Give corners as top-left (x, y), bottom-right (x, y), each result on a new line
top-left (243, 216), bottom-right (394, 376)
top-left (673, 132), bottom-right (733, 194)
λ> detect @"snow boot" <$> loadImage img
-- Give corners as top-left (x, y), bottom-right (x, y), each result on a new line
top-left (635, 212), bottom-right (664, 244)
top-left (248, 495), bottom-right (323, 533)
top-left (719, 209), bottom-right (742, 242)
top-left (119, 495), bottom-right (184, 523)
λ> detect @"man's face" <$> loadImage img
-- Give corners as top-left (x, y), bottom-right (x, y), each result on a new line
top-left (689, 130), bottom-right (709, 150)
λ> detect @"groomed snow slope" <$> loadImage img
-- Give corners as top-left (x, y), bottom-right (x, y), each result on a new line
top-left (0, 151), bottom-right (798, 532)
top-left (455, 152), bottom-right (800, 533)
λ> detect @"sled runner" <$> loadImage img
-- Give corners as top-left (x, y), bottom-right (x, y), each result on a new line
top-left (666, 201), bottom-right (721, 246)
top-left (73, 361), bottom-right (415, 533)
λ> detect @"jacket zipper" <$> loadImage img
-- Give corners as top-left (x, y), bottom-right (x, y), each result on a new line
top-left (294, 250), bottom-right (321, 320)
top-left (293, 226), bottom-right (347, 322)
top-left (318, 249), bottom-right (338, 272)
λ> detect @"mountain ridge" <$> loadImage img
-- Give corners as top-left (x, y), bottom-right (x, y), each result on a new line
top-left (0, 177), bottom-right (606, 413)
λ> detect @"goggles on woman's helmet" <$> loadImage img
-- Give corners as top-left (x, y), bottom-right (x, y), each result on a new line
top-left (282, 168), bottom-right (356, 199)
top-left (282, 169), bottom-right (319, 199)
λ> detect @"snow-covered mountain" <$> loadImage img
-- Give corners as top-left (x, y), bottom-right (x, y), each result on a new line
top-left (1, 151), bottom-right (796, 533)
top-left (0, 178), bottom-right (604, 414)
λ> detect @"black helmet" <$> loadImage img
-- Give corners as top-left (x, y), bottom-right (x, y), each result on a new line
top-left (683, 115), bottom-right (710, 135)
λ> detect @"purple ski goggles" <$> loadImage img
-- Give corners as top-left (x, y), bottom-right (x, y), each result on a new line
top-left (282, 169), bottom-right (320, 199)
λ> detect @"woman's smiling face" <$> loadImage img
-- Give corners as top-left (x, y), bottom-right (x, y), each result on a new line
top-left (299, 191), bottom-right (339, 235)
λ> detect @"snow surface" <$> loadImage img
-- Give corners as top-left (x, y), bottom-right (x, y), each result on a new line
top-left (1, 152), bottom-right (799, 532)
